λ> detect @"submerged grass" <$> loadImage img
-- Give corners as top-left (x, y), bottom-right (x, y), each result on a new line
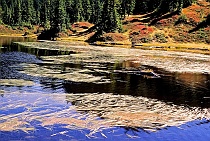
top-left (0, 92), bottom-right (209, 134)
top-left (18, 63), bottom-right (104, 83)
top-left (16, 41), bottom-right (210, 74)
top-left (66, 93), bottom-right (210, 130)
top-left (1, 41), bottom-right (210, 135)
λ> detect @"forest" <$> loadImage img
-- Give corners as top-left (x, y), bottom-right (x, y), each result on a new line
top-left (0, 0), bottom-right (197, 33)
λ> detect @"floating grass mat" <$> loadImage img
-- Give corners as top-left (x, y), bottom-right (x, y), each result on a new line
top-left (66, 93), bottom-right (210, 130)
top-left (0, 92), bottom-right (209, 135)
top-left (0, 118), bottom-right (34, 132)
top-left (0, 79), bottom-right (35, 86)
top-left (15, 41), bottom-right (210, 74)
top-left (18, 63), bottom-right (105, 83)
top-left (0, 90), bottom-right (4, 94)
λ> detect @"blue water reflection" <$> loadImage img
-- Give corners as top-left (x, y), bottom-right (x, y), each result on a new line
top-left (1, 37), bottom-right (210, 141)
top-left (1, 119), bottom-right (210, 141)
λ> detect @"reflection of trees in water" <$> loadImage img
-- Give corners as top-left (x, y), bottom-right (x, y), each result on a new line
top-left (0, 36), bottom-right (34, 47)
top-left (174, 73), bottom-right (209, 88)
top-left (64, 63), bottom-right (210, 108)
top-left (2, 43), bottom-right (74, 56)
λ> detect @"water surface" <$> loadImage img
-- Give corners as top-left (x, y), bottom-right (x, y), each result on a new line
top-left (0, 37), bottom-right (210, 141)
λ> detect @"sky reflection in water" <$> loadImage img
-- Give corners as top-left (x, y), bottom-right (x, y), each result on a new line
top-left (0, 37), bottom-right (210, 141)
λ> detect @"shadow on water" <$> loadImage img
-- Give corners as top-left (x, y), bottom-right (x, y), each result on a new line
top-left (0, 36), bottom-right (34, 47)
top-left (1, 43), bottom-right (76, 57)
top-left (62, 61), bottom-right (210, 108)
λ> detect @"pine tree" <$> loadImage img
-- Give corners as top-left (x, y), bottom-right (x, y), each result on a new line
top-left (90, 0), bottom-right (102, 24)
top-left (21, 0), bottom-right (34, 25)
top-left (13, 0), bottom-right (22, 25)
top-left (0, 0), bottom-right (196, 31)
top-left (82, 0), bottom-right (91, 21)
top-left (33, 0), bottom-right (41, 25)
top-left (57, 0), bottom-right (66, 30)
top-left (101, 0), bottom-right (122, 32)
top-left (74, 0), bottom-right (84, 22)
top-left (126, 0), bottom-right (135, 16)
top-left (65, 0), bottom-right (74, 25)
top-left (40, 0), bottom-right (51, 29)
top-left (0, 6), bottom-right (2, 23)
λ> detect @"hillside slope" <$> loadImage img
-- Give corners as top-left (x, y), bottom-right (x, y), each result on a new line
top-left (106, 0), bottom-right (210, 44)
top-left (0, 0), bottom-right (209, 46)
top-left (61, 0), bottom-right (210, 46)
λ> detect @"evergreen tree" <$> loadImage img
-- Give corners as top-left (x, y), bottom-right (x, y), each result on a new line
top-left (74, 0), bottom-right (84, 22)
top-left (101, 0), bottom-right (122, 32)
top-left (55, 0), bottom-right (66, 30)
top-left (0, 0), bottom-right (197, 33)
top-left (33, 0), bottom-right (41, 25)
top-left (65, 0), bottom-right (74, 24)
top-left (3, 5), bottom-right (12, 24)
top-left (90, 0), bottom-right (102, 24)
top-left (120, 0), bottom-right (135, 18)
top-left (82, 0), bottom-right (91, 21)
top-left (22, 0), bottom-right (34, 25)
top-left (0, 7), bottom-right (2, 23)
top-left (40, 0), bottom-right (51, 29)
top-left (13, 0), bottom-right (22, 25)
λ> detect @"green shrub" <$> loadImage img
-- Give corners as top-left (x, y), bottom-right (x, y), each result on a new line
top-left (21, 22), bottom-right (33, 29)
top-left (36, 27), bottom-right (44, 33)
top-left (5, 25), bottom-right (11, 29)
top-left (18, 26), bottom-right (24, 31)
top-left (197, 29), bottom-right (208, 40)
top-left (44, 21), bottom-right (51, 30)
top-left (140, 37), bottom-right (152, 43)
top-left (12, 26), bottom-right (17, 30)
top-left (206, 38), bottom-right (210, 44)
top-left (0, 19), bottom-right (3, 24)
top-left (154, 32), bottom-right (167, 43)
top-left (175, 14), bottom-right (188, 25)
top-left (66, 23), bottom-right (72, 30)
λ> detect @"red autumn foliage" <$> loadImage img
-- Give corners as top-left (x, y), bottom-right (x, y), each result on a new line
top-left (183, 2), bottom-right (210, 24)
top-left (102, 33), bottom-right (128, 42)
top-left (72, 22), bottom-right (94, 30)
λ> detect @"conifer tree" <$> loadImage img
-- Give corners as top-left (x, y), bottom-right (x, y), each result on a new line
top-left (82, 0), bottom-right (91, 21)
top-left (22, 0), bottom-right (34, 25)
top-left (0, 0), bottom-right (197, 32)
top-left (65, 0), bottom-right (74, 24)
top-left (13, 0), bottom-right (22, 25)
top-left (3, 5), bottom-right (12, 24)
top-left (101, 0), bottom-right (122, 32)
top-left (0, 7), bottom-right (2, 23)
top-left (74, 0), bottom-right (84, 22)
top-left (1, 0), bottom-right (10, 24)
top-left (33, 0), bottom-right (41, 25)
top-left (90, 0), bottom-right (102, 24)
top-left (56, 0), bottom-right (66, 30)
top-left (40, 0), bottom-right (51, 29)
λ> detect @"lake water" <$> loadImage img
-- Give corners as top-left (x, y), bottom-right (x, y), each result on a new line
top-left (0, 36), bottom-right (210, 141)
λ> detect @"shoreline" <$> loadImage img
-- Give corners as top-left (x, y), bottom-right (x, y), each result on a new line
top-left (0, 34), bottom-right (37, 38)
top-left (1, 34), bottom-right (210, 55)
top-left (16, 41), bottom-right (210, 74)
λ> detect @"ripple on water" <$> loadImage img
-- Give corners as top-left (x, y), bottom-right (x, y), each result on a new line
top-left (1, 40), bottom-right (210, 140)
